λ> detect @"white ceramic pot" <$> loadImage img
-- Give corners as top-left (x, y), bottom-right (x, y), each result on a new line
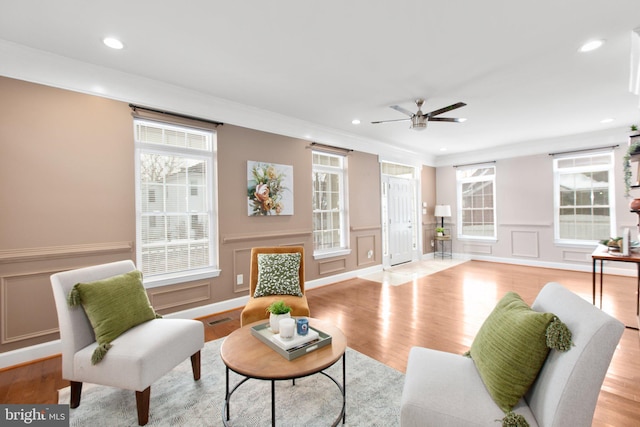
top-left (269, 312), bottom-right (291, 333)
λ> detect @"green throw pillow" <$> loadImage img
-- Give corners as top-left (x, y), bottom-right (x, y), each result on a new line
top-left (67, 270), bottom-right (159, 364)
top-left (467, 292), bottom-right (556, 413)
top-left (253, 253), bottom-right (302, 297)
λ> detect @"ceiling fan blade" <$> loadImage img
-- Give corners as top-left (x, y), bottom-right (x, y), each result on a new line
top-left (389, 105), bottom-right (416, 117)
top-left (426, 102), bottom-right (467, 117)
top-left (428, 117), bottom-right (464, 122)
top-left (371, 118), bottom-right (412, 124)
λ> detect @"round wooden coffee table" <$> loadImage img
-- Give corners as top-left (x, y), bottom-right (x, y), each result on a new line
top-left (220, 317), bottom-right (347, 426)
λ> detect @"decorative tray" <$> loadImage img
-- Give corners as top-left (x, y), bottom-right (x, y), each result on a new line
top-left (250, 321), bottom-right (332, 360)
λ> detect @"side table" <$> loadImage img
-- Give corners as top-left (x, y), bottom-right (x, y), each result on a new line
top-left (591, 245), bottom-right (640, 330)
top-left (434, 235), bottom-right (452, 258)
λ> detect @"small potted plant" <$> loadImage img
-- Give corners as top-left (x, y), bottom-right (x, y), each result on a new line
top-left (436, 227), bottom-right (445, 237)
top-left (266, 300), bottom-right (291, 333)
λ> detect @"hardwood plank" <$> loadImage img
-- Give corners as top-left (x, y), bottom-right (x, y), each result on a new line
top-left (1, 261), bottom-right (638, 426)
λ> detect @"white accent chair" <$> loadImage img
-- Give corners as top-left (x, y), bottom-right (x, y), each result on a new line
top-left (400, 282), bottom-right (624, 427)
top-left (51, 260), bottom-right (204, 426)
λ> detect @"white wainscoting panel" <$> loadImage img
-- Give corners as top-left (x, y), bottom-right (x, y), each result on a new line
top-left (511, 230), bottom-right (539, 258)
top-left (462, 243), bottom-right (492, 255)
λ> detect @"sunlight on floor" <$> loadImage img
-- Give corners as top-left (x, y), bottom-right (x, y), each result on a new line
top-left (462, 274), bottom-right (498, 342)
top-left (360, 258), bottom-right (469, 286)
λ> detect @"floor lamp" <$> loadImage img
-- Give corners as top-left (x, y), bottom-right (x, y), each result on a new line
top-left (434, 205), bottom-right (452, 229)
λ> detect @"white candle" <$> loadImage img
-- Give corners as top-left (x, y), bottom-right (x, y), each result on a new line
top-left (279, 318), bottom-right (296, 340)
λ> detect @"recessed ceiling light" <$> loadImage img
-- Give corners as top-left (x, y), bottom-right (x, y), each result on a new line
top-left (600, 118), bottom-right (615, 123)
top-left (579, 39), bottom-right (604, 53)
top-left (457, 118), bottom-right (467, 122)
top-left (439, 147), bottom-right (447, 152)
top-left (351, 119), bottom-right (361, 125)
top-left (103, 37), bottom-right (124, 50)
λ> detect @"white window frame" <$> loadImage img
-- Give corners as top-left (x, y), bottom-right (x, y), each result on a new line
top-left (553, 151), bottom-right (615, 245)
top-left (456, 164), bottom-right (497, 240)
top-left (134, 119), bottom-right (220, 288)
top-left (312, 151), bottom-right (350, 259)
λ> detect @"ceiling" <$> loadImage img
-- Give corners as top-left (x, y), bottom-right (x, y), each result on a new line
top-left (1, 1), bottom-right (639, 165)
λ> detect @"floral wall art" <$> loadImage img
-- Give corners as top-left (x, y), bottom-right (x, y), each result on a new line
top-left (247, 161), bottom-right (294, 216)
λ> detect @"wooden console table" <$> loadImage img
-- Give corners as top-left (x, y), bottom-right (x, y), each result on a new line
top-left (591, 245), bottom-right (640, 330)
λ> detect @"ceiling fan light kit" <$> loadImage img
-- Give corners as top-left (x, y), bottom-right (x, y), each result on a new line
top-left (372, 98), bottom-right (467, 131)
top-left (412, 114), bottom-right (427, 130)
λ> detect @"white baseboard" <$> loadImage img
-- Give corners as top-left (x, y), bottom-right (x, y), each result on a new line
top-left (305, 264), bottom-right (383, 290)
top-left (468, 254), bottom-right (637, 277)
top-left (162, 295), bottom-right (249, 320)
top-left (0, 340), bottom-right (62, 370)
top-left (0, 263), bottom-right (384, 370)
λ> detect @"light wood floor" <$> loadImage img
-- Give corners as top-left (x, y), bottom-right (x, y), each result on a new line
top-left (1, 261), bottom-right (639, 426)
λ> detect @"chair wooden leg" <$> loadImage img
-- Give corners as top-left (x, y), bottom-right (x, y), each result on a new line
top-left (70, 381), bottom-right (82, 408)
top-left (135, 387), bottom-right (151, 426)
top-left (191, 351), bottom-right (201, 381)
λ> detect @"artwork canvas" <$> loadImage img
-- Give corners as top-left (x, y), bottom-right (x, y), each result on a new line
top-left (247, 161), bottom-right (294, 216)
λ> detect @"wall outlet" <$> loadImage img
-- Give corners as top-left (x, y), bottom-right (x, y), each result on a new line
top-left (367, 249), bottom-right (374, 259)
top-left (430, 240), bottom-right (434, 247)
top-left (236, 274), bottom-right (243, 285)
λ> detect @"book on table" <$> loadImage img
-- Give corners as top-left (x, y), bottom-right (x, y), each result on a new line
top-left (271, 328), bottom-right (320, 350)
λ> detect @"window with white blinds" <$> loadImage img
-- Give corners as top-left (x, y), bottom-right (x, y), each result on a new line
top-left (312, 151), bottom-right (349, 255)
top-left (134, 119), bottom-right (218, 285)
top-left (457, 165), bottom-right (497, 239)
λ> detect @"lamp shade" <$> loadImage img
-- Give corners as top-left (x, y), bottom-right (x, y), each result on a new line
top-left (434, 205), bottom-right (452, 217)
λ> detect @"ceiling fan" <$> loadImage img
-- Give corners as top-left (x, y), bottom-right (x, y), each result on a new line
top-left (371, 98), bottom-right (467, 131)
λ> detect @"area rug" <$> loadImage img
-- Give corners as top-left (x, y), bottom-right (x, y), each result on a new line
top-left (58, 338), bottom-right (404, 426)
top-left (361, 258), bottom-right (468, 286)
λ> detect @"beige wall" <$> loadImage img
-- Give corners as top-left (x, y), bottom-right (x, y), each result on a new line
top-left (420, 165), bottom-right (437, 253)
top-left (0, 76), bottom-right (385, 354)
top-left (0, 77), bottom-right (135, 249)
